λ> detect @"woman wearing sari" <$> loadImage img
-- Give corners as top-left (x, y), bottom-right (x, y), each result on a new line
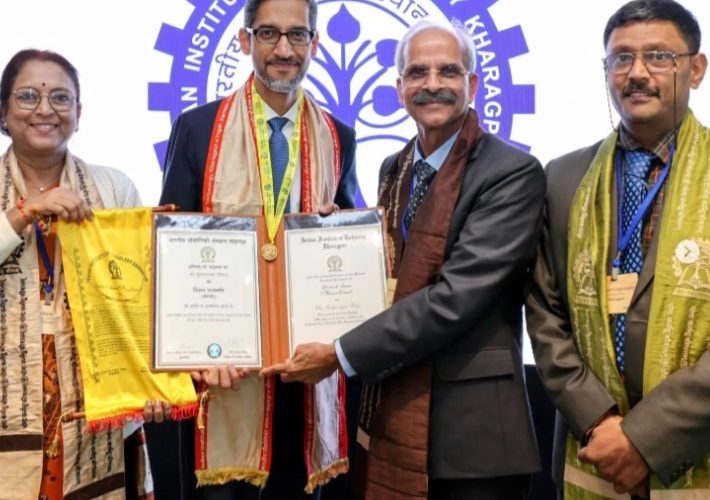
top-left (0, 49), bottom-right (158, 499)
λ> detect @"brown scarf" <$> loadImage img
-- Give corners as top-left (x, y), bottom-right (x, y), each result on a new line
top-left (357, 109), bottom-right (483, 499)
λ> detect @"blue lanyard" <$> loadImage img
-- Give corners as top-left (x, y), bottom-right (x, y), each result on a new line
top-left (611, 146), bottom-right (673, 277)
top-left (34, 222), bottom-right (54, 297)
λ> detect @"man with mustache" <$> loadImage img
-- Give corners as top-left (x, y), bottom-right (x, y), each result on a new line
top-left (159, 0), bottom-right (358, 498)
top-left (262, 18), bottom-right (545, 499)
top-left (526, 1), bottom-right (710, 498)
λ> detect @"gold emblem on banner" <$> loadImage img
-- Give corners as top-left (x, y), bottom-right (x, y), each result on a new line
top-left (86, 252), bottom-right (147, 301)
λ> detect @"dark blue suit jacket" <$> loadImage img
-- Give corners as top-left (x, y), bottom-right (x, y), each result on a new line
top-left (157, 97), bottom-right (358, 500)
top-left (159, 98), bottom-right (358, 211)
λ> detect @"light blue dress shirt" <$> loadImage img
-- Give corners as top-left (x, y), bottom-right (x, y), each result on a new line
top-left (334, 130), bottom-right (462, 377)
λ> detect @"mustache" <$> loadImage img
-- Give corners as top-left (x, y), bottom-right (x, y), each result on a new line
top-left (622, 82), bottom-right (660, 98)
top-left (266, 57), bottom-right (300, 66)
top-left (412, 90), bottom-right (457, 105)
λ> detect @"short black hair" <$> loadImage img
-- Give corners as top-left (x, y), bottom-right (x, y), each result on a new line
top-left (243, 0), bottom-right (317, 30)
top-left (603, 0), bottom-right (701, 53)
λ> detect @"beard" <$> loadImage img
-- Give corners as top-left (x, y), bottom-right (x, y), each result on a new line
top-left (262, 73), bottom-right (303, 93)
top-left (256, 57), bottom-right (308, 94)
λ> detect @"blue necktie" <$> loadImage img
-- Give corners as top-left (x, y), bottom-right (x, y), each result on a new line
top-left (614, 149), bottom-right (653, 373)
top-left (268, 117), bottom-right (289, 203)
top-left (404, 159), bottom-right (437, 229)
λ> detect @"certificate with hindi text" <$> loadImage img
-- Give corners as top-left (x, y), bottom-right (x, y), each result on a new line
top-left (152, 214), bottom-right (262, 370)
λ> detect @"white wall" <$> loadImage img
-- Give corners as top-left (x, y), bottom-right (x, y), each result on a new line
top-left (1, 0), bottom-right (708, 202)
top-left (2, 0), bottom-right (709, 362)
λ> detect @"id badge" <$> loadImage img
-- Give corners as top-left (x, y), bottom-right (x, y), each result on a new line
top-left (606, 273), bottom-right (638, 314)
top-left (41, 299), bottom-right (61, 335)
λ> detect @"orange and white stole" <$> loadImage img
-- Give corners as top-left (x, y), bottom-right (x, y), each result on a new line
top-left (0, 148), bottom-right (127, 499)
top-left (195, 74), bottom-right (348, 492)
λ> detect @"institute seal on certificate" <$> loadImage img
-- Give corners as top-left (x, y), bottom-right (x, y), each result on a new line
top-left (207, 343), bottom-right (223, 359)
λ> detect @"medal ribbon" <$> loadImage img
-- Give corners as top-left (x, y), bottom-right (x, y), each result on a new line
top-left (611, 146), bottom-right (673, 277)
top-left (246, 78), bottom-right (304, 243)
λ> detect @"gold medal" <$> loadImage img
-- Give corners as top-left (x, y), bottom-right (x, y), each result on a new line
top-left (261, 242), bottom-right (278, 261)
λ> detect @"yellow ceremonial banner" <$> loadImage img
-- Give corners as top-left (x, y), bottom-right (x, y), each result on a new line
top-left (58, 208), bottom-right (197, 432)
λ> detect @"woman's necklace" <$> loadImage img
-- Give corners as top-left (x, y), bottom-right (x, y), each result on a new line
top-left (27, 176), bottom-right (61, 193)
top-left (18, 159), bottom-right (63, 194)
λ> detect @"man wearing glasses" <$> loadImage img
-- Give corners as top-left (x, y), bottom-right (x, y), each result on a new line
top-left (159, 0), bottom-right (357, 498)
top-left (262, 18), bottom-right (545, 500)
top-left (526, 0), bottom-right (710, 498)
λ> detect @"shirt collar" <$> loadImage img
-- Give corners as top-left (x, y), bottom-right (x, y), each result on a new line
top-left (413, 130), bottom-right (461, 172)
top-left (618, 124), bottom-right (677, 164)
top-left (263, 98), bottom-right (300, 124)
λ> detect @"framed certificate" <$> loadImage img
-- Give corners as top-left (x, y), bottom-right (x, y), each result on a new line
top-left (283, 209), bottom-right (388, 356)
top-left (152, 214), bottom-right (262, 370)
top-left (151, 209), bottom-right (389, 369)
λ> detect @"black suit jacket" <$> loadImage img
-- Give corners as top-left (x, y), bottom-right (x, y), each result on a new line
top-left (340, 133), bottom-right (545, 479)
top-left (159, 98), bottom-right (358, 210)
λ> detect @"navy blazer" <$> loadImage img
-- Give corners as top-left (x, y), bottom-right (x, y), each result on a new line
top-left (159, 98), bottom-right (358, 211)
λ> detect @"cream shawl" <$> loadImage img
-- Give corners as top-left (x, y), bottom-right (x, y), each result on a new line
top-left (195, 78), bottom-right (348, 493)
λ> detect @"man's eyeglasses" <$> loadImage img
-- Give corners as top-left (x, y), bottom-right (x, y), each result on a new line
top-left (402, 64), bottom-right (468, 82)
top-left (603, 50), bottom-right (696, 75)
top-left (246, 27), bottom-right (315, 46)
top-left (13, 87), bottom-right (76, 111)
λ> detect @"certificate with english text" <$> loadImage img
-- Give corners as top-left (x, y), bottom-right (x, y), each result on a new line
top-left (283, 209), bottom-right (388, 355)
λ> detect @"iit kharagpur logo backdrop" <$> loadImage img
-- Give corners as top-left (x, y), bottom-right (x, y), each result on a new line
top-left (148, 0), bottom-right (534, 206)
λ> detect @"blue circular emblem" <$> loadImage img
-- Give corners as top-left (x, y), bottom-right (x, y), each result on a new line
top-left (207, 343), bottom-right (223, 359)
top-left (149, 0), bottom-right (534, 205)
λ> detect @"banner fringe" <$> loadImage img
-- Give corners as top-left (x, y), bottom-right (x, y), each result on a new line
top-left (305, 458), bottom-right (349, 493)
top-left (196, 467), bottom-right (269, 488)
top-left (85, 402), bottom-right (199, 433)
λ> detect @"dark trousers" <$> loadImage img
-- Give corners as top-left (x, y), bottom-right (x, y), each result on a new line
top-left (428, 475), bottom-right (531, 500)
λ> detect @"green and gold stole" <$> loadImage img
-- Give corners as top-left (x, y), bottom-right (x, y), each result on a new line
top-left (565, 111), bottom-right (710, 499)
